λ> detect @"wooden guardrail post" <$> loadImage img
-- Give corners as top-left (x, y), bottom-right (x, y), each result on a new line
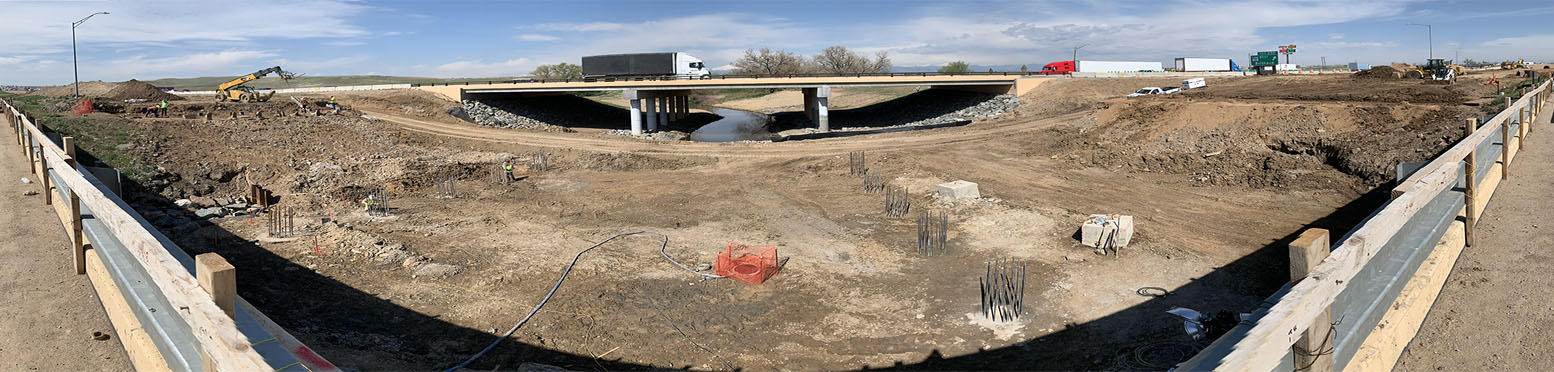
top-left (23, 128), bottom-right (35, 174)
top-left (1501, 116), bottom-right (1511, 180)
top-left (1465, 118), bottom-right (1480, 248)
top-left (40, 143), bottom-right (51, 206)
top-left (1290, 228), bottom-right (1334, 372)
top-left (196, 253), bottom-right (237, 372)
top-left (65, 137), bottom-right (84, 275)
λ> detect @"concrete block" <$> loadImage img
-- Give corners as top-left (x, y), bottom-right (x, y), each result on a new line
top-left (937, 180), bottom-right (980, 199)
top-left (1080, 214), bottom-right (1134, 248)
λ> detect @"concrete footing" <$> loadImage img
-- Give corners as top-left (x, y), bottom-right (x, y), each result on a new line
top-left (937, 180), bottom-right (980, 199)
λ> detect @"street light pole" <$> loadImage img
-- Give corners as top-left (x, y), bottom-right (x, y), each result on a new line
top-left (1408, 23), bottom-right (1432, 59)
top-left (71, 12), bottom-right (109, 98)
top-left (1073, 44), bottom-right (1087, 64)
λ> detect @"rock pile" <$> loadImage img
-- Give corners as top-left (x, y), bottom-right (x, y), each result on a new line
top-left (460, 100), bottom-right (576, 132)
top-left (1354, 65), bottom-right (1405, 79)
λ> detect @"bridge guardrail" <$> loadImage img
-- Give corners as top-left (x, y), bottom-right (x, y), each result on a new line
top-left (1176, 73), bottom-right (1551, 371)
top-left (2, 98), bottom-right (339, 372)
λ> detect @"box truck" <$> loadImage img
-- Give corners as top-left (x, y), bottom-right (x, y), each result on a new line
top-left (1039, 60), bottom-right (1164, 74)
top-left (581, 52), bottom-right (711, 79)
top-left (1174, 58), bottom-right (1235, 72)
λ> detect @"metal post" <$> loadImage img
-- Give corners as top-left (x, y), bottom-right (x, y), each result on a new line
top-left (1502, 117), bottom-right (1511, 180)
top-left (71, 12), bottom-right (109, 98)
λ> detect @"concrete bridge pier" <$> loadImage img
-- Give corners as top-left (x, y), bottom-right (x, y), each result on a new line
top-left (625, 89), bottom-right (644, 135)
top-left (662, 95), bottom-right (674, 126)
top-left (644, 93), bottom-right (658, 133)
top-left (802, 86), bottom-right (831, 132)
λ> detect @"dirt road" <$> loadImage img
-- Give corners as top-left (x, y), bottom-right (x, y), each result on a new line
top-left (1395, 102), bottom-right (1554, 370)
top-left (0, 138), bottom-right (131, 370)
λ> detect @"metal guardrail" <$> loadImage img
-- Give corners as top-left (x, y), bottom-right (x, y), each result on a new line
top-left (4, 99), bottom-right (337, 372)
top-left (410, 71), bottom-right (1045, 87)
top-left (1177, 75), bottom-right (1551, 371)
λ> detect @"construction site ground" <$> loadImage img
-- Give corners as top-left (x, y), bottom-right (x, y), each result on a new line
top-left (0, 132), bottom-right (131, 370)
top-left (7, 69), bottom-right (1524, 370)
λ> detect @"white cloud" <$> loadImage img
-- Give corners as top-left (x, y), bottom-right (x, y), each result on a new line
top-left (431, 58), bottom-right (533, 78)
top-left (271, 56), bottom-right (371, 73)
top-left (1315, 41), bottom-right (1399, 48)
top-left (323, 40), bottom-right (368, 47)
top-left (1329, 33), bottom-right (1345, 39)
top-left (526, 22), bottom-right (628, 32)
top-left (0, 1), bottom-right (369, 54)
top-left (98, 50), bottom-right (279, 79)
top-left (517, 34), bottom-right (560, 42)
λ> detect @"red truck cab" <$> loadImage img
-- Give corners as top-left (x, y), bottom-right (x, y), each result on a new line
top-left (1039, 60), bottom-right (1075, 75)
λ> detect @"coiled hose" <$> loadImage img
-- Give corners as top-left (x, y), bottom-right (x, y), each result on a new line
top-left (441, 230), bottom-right (721, 372)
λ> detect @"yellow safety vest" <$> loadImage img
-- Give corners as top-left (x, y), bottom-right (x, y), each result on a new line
top-left (158, 102), bottom-right (168, 108)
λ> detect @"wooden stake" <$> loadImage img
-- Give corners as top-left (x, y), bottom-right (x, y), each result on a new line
top-left (1501, 117), bottom-right (1511, 180)
top-left (197, 253), bottom-right (237, 372)
top-left (1290, 228), bottom-right (1333, 372)
top-left (1466, 119), bottom-right (1479, 248)
top-left (65, 137), bottom-right (84, 274)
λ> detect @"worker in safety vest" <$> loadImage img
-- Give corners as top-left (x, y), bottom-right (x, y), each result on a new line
top-left (501, 160), bottom-right (515, 183)
top-left (328, 95), bottom-right (337, 109)
top-left (361, 194), bottom-right (377, 212)
top-left (157, 100), bottom-right (169, 117)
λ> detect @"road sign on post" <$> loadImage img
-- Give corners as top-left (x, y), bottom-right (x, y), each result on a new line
top-left (1251, 51), bottom-right (1279, 67)
top-left (1279, 45), bottom-right (1298, 64)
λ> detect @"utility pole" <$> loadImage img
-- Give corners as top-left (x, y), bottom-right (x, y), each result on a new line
top-left (1408, 23), bottom-right (1433, 59)
top-left (1321, 56), bottom-right (1326, 67)
top-left (71, 12), bottom-right (110, 98)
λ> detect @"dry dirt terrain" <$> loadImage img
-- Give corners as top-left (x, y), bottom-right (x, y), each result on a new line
top-left (11, 70), bottom-right (1525, 370)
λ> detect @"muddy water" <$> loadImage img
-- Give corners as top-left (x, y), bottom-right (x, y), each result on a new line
top-left (690, 108), bottom-right (773, 142)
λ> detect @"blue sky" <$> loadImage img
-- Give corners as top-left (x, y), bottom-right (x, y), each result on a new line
top-left (2, 0), bottom-right (1553, 85)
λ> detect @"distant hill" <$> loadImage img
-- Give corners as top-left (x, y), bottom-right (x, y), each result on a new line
top-left (142, 75), bottom-right (521, 91)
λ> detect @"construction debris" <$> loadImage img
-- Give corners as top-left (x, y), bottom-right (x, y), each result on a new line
top-left (1081, 214), bottom-right (1135, 254)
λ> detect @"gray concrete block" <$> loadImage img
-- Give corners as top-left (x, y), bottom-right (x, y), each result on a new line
top-left (1080, 214), bottom-right (1134, 248)
top-left (938, 180), bottom-right (980, 199)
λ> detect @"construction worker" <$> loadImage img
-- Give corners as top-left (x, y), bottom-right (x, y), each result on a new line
top-left (361, 194), bottom-right (377, 212)
top-left (147, 105), bottom-right (159, 118)
top-left (328, 95), bottom-right (338, 109)
top-left (501, 160), bottom-right (515, 183)
top-left (157, 100), bottom-right (169, 117)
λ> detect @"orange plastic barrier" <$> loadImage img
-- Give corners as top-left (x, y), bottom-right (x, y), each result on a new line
top-left (715, 243), bottom-right (779, 284)
top-left (71, 99), bottom-right (93, 115)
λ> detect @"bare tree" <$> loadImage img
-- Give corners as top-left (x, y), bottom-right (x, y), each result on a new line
top-left (812, 46), bottom-right (892, 74)
top-left (733, 48), bottom-right (808, 75)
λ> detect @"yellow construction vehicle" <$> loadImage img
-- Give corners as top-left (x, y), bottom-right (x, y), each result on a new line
top-left (1501, 59), bottom-right (1526, 70)
top-left (214, 66), bottom-right (296, 103)
top-left (1403, 59), bottom-right (1461, 82)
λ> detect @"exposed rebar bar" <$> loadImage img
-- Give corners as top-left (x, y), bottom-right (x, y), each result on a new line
top-left (980, 258), bottom-right (1027, 322)
top-left (885, 186), bottom-right (910, 218)
top-left (916, 211), bottom-right (949, 256)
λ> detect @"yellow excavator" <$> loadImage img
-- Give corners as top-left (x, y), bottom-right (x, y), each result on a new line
top-left (214, 66), bottom-right (297, 103)
top-left (1501, 59), bottom-right (1526, 70)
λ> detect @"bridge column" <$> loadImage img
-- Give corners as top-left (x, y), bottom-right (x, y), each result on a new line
top-left (674, 95), bottom-right (686, 119)
top-left (667, 94), bottom-right (679, 121)
top-left (816, 86), bottom-right (831, 132)
top-left (644, 93), bottom-right (658, 133)
top-left (657, 96), bottom-right (670, 127)
top-left (802, 88), bottom-right (816, 121)
top-left (625, 90), bottom-right (643, 135)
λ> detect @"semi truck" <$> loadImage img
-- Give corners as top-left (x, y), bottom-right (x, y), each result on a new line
top-left (1173, 58), bottom-right (1240, 72)
top-left (581, 52), bottom-right (711, 79)
top-left (1038, 60), bottom-right (1164, 75)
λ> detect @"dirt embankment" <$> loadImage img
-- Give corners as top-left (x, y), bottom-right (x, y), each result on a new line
top-left (1028, 74), bottom-right (1494, 190)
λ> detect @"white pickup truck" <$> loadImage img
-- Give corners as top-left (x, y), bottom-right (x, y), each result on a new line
top-left (1127, 87), bottom-right (1181, 97)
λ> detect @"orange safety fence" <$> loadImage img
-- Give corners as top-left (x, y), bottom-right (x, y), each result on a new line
top-left (715, 243), bottom-right (779, 284)
top-left (71, 98), bottom-right (93, 115)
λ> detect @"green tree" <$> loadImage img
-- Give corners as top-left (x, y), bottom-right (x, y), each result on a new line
top-left (938, 61), bottom-right (971, 74)
top-left (531, 63), bottom-right (583, 80)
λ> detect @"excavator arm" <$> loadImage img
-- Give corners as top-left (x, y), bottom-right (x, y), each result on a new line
top-left (216, 66), bottom-right (297, 92)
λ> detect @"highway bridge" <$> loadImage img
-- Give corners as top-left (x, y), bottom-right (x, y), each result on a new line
top-left (414, 75), bottom-right (1046, 134)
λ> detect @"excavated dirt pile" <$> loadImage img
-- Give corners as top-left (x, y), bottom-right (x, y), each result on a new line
top-left (1354, 65), bottom-right (1405, 79)
top-left (103, 79), bottom-right (184, 101)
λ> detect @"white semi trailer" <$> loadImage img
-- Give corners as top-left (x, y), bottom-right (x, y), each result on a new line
top-left (581, 52), bottom-right (711, 79)
top-left (1077, 61), bottom-right (1164, 73)
top-left (1173, 58), bottom-right (1234, 72)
